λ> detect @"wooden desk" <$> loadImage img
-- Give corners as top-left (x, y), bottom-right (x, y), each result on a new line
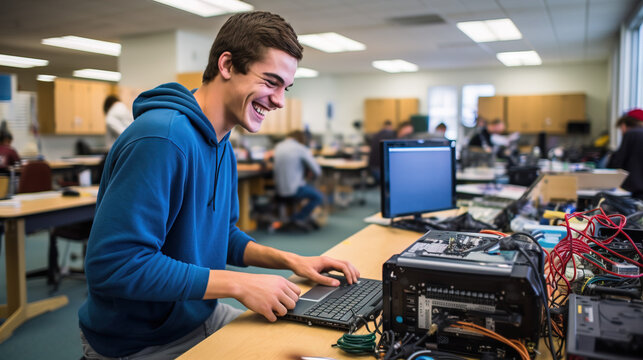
top-left (47, 156), bottom-right (104, 170)
top-left (179, 224), bottom-right (419, 359)
top-left (0, 188), bottom-right (98, 343)
top-left (316, 157), bottom-right (369, 207)
top-left (236, 163), bottom-right (271, 232)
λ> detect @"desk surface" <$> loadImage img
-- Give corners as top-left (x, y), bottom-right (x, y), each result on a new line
top-left (179, 224), bottom-right (420, 360)
top-left (0, 187), bottom-right (98, 218)
top-left (316, 157), bottom-right (368, 170)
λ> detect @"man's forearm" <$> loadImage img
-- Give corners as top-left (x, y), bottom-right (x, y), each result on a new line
top-left (242, 241), bottom-right (299, 269)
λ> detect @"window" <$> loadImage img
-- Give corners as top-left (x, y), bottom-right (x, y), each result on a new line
top-left (461, 84), bottom-right (495, 128)
top-left (637, 22), bottom-right (643, 106)
top-left (428, 86), bottom-right (458, 139)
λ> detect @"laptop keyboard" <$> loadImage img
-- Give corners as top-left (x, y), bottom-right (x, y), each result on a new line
top-left (303, 279), bottom-right (382, 321)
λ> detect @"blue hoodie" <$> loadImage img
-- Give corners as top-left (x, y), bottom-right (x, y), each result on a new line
top-left (78, 83), bottom-right (254, 357)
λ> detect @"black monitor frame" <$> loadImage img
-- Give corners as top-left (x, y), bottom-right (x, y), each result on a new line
top-left (380, 138), bottom-right (456, 219)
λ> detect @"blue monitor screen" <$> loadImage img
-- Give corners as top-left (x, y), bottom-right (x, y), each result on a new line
top-left (381, 139), bottom-right (455, 218)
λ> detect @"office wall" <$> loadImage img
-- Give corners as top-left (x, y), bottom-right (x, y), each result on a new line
top-left (176, 30), bottom-right (212, 73)
top-left (119, 31), bottom-right (177, 90)
top-left (289, 61), bottom-right (609, 139)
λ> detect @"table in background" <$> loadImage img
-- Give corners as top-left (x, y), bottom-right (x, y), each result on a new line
top-left (316, 157), bottom-right (368, 207)
top-left (456, 183), bottom-right (528, 200)
top-left (456, 166), bottom-right (506, 184)
top-left (0, 187), bottom-right (98, 343)
top-left (236, 163), bottom-right (271, 232)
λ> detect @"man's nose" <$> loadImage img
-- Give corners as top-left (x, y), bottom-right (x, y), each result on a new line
top-left (270, 89), bottom-right (285, 109)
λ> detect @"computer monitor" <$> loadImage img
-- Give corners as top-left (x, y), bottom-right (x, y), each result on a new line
top-left (380, 139), bottom-right (456, 224)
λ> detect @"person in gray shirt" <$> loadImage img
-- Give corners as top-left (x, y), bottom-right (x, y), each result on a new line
top-left (273, 130), bottom-right (323, 227)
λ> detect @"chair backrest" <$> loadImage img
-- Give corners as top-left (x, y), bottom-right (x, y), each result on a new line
top-left (18, 160), bottom-right (52, 193)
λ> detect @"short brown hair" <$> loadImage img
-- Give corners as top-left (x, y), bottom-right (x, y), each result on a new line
top-left (616, 115), bottom-right (642, 129)
top-left (202, 11), bottom-right (303, 84)
top-left (288, 130), bottom-right (306, 145)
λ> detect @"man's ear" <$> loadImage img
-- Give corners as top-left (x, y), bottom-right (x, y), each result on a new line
top-left (218, 51), bottom-right (233, 80)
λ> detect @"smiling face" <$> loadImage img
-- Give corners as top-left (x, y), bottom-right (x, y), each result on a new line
top-left (222, 48), bottom-right (298, 133)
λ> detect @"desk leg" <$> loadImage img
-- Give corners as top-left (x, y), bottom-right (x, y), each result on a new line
top-left (0, 219), bottom-right (68, 343)
top-left (237, 179), bottom-right (256, 232)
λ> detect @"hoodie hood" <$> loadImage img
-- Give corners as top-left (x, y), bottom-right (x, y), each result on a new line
top-left (132, 82), bottom-right (230, 146)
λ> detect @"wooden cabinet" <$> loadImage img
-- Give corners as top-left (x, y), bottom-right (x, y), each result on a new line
top-left (37, 78), bottom-right (114, 135)
top-left (477, 96), bottom-right (505, 124)
top-left (258, 98), bottom-right (302, 134)
top-left (363, 98), bottom-right (419, 133)
top-left (480, 93), bottom-right (586, 134)
top-left (176, 72), bottom-right (202, 90)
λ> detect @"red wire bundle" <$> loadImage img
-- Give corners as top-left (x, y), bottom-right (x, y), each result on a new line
top-left (545, 208), bottom-right (643, 297)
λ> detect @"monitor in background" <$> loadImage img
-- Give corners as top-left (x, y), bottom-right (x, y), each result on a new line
top-left (380, 139), bottom-right (456, 232)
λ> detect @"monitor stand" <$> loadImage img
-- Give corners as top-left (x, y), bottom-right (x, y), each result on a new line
top-left (391, 214), bottom-right (443, 233)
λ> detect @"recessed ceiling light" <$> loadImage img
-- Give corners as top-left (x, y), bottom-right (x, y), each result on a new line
top-left (152, 0), bottom-right (253, 17)
top-left (41, 36), bottom-right (121, 56)
top-left (298, 32), bottom-right (366, 53)
top-left (457, 18), bottom-right (522, 43)
top-left (73, 69), bottom-right (121, 82)
top-left (0, 54), bottom-right (49, 68)
top-left (496, 51), bottom-right (542, 66)
top-left (372, 59), bottom-right (418, 73)
top-left (37, 75), bottom-right (57, 82)
top-left (294, 67), bottom-right (319, 78)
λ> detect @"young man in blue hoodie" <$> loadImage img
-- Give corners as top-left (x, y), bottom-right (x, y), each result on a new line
top-left (79, 11), bottom-right (360, 359)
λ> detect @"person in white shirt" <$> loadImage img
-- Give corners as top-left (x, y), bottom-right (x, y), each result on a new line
top-left (104, 95), bottom-right (134, 148)
top-left (273, 130), bottom-right (323, 228)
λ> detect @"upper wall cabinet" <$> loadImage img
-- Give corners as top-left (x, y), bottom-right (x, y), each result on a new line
top-left (258, 98), bottom-right (302, 135)
top-left (478, 93), bottom-right (586, 135)
top-left (363, 98), bottom-right (419, 133)
top-left (38, 78), bottom-right (115, 135)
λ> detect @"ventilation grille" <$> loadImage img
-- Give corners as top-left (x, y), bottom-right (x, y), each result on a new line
top-left (388, 14), bottom-right (445, 26)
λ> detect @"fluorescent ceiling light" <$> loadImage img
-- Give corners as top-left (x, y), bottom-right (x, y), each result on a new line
top-left (457, 18), bottom-right (522, 43)
top-left (37, 75), bottom-right (57, 82)
top-left (294, 67), bottom-right (319, 78)
top-left (496, 51), bottom-right (542, 66)
top-left (298, 32), bottom-right (365, 53)
top-left (0, 54), bottom-right (48, 68)
top-left (372, 59), bottom-right (418, 73)
top-left (41, 36), bottom-right (121, 56)
top-left (73, 69), bottom-right (122, 82)
top-left (152, 0), bottom-right (253, 17)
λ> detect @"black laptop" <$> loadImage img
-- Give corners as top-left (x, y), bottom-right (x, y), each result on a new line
top-left (283, 274), bottom-right (383, 330)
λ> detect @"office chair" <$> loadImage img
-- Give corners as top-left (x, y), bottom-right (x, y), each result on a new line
top-left (18, 160), bottom-right (52, 193)
top-left (18, 160), bottom-right (93, 291)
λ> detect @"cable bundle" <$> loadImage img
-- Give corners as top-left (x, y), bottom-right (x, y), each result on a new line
top-left (545, 207), bottom-right (643, 301)
top-left (449, 321), bottom-right (530, 360)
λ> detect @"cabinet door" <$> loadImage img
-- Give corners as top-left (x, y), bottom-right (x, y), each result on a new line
top-left (72, 81), bottom-right (92, 133)
top-left (478, 96), bottom-right (505, 124)
top-left (561, 94), bottom-right (586, 124)
top-left (397, 98), bottom-right (419, 124)
top-left (507, 96), bottom-right (543, 134)
top-left (88, 82), bottom-right (111, 134)
top-left (54, 78), bottom-right (76, 134)
top-left (287, 98), bottom-right (302, 131)
top-left (364, 99), bottom-right (397, 133)
top-left (541, 95), bottom-right (565, 134)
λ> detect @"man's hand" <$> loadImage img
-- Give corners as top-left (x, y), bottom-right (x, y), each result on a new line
top-left (287, 255), bottom-right (360, 286)
top-left (205, 271), bottom-right (300, 322)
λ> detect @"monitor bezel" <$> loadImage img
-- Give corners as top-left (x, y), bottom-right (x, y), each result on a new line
top-left (380, 138), bottom-right (456, 219)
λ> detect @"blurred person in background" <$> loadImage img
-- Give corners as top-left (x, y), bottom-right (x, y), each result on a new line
top-left (608, 108), bottom-right (643, 199)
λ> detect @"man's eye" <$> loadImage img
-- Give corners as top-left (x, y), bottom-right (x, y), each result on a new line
top-left (265, 80), bottom-right (277, 87)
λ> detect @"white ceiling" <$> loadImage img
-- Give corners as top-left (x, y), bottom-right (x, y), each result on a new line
top-left (0, 0), bottom-right (639, 79)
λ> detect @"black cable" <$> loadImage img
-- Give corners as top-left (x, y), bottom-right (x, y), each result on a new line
top-left (516, 246), bottom-right (558, 360)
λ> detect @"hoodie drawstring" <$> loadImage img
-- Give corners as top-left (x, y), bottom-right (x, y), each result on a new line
top-left (208, 144), bottom-right (226, 211)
